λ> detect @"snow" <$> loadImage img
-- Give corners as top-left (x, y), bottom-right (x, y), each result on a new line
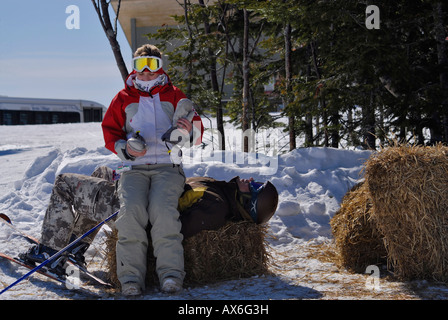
top-left (1, 119), bottom-right (447, 301)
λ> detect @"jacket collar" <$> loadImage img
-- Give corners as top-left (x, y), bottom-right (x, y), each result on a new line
top-left (124, 70), bottom-right (172, 97)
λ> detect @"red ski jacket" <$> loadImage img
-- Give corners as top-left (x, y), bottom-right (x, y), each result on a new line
top-left (102, 70), bottom-right (204, 165)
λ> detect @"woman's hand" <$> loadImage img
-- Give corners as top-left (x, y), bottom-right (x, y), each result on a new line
top-left (176, 118), bottom-right (193, 134)
top-left (126, 141), bottom-right (147, 158)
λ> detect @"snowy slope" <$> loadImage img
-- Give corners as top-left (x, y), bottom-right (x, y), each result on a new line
top-left (1, 120), bottom-right (446, 301)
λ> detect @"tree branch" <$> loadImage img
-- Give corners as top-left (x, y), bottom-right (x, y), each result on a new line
top-left (91, 0), bottom-right (129, 81)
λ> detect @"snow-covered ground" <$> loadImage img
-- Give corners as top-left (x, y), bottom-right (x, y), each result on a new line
top-left (1, 118), bottom-right (448, 302)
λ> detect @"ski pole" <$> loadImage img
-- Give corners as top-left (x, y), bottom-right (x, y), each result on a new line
top-left (0, 210), bottom-right (119, 295)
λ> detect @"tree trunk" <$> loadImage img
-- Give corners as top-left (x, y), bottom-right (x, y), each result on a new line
top-left (242, 9), bottom-right (250, 152)
top-left (183, 0), bottom-right (194, 98)
top-left (92, 0), bottom-right (128, 82)
top-left (198, 0), bottom-right (225, 150)
top-left (310, 41), bottom-right (332, 147)
top-left (304, 53), bottom-right (313, 147)
top-left (305, 113), bottom-right (313, 147)
top-left (433, 2), bottom-right (448, 142)
top-left (330, 112), bottom-right (340, 148)
top-left (284, 23), bottom-right (296, 151)
top-left (362, 91), bottom-right (376, 149)
top-left (347, 108), bottom-right (356, 146)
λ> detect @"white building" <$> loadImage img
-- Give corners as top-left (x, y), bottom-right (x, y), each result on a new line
top-left (0, 96), bottom-right (106, 125)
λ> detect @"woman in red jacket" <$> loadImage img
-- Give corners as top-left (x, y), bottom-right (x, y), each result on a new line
top-left (102, 44), bottom-right (203, 296)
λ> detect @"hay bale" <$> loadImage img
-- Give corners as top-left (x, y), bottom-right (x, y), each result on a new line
top-left (331, 182), bottom-right (387, 273)
top-left (104, 221), bottom-right (270, 289)
top-left (365, 143), bottom-right (448, 281)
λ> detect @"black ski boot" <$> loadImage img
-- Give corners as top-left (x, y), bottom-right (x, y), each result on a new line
top-left (19, 244), bottom-right (67, 277)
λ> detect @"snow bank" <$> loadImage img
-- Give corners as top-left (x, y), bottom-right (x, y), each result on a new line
top-left (1, 138), bottom-right (371, 244)
top-left (0, 121), bottom-right (374, 300)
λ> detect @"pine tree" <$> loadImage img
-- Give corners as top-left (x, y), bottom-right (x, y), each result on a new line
top-left (143, 0), bottom-right (446, 150)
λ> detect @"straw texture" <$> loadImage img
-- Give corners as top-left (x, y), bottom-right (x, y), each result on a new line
top-left (104, 221), bottom-right (270, 289)
top-left (331, 182), bottom-right (387, 273)
top-left (332, 143), bottom-right (448, 282)
top-left (365, 144), bottom-right (448, 281)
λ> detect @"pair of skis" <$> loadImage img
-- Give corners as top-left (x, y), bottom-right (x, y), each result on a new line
top-left (0, 252), bottom-right (91, 295)
top-left (0, 211), bottom-right (118, 297)
top-left (0, 213), bottom-right (109, 287)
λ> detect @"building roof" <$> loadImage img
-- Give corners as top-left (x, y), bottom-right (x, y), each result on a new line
top-left (111, 0), bottom-right (189, 47)
top-left (0, 96), bottom-right (105, 112)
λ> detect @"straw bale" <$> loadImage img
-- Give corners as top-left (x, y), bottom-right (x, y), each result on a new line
top-left (331, 182), bottom-right (387, 273)
top-left (104, 221), bottom-right (270, 289)
top-left (365, 143), bottom-right (448, 281)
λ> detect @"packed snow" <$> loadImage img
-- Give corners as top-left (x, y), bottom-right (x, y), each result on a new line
top-left (1, 117), bottom-right (448, 302)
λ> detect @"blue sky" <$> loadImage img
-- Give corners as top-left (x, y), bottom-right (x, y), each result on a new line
top-left (0, 1), bottom-right (133, 107)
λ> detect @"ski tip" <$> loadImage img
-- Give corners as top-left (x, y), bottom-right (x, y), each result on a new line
top-left (0, 213), bottom-right (11, 224)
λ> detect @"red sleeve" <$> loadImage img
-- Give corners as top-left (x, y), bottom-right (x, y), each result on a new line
top-left (192, 113), bottom-right (204, 146)
top-left (101, 92), bottom-right (127, 154)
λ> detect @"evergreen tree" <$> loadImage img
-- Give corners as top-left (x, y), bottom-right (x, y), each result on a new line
top-left (143, 0), bottom-right (447, 150)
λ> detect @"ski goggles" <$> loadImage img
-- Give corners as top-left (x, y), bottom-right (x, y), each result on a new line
top-left (236, 181), bottom-right (265, 222)
top-left (132, 56), bottom-right (163, 72)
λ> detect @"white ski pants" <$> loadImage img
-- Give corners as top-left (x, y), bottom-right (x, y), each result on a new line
top-left (115, 164), bottom-right (186, 289)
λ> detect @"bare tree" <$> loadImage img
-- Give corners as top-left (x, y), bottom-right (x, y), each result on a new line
top-left (92, 0), bottom-right (129, 82)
